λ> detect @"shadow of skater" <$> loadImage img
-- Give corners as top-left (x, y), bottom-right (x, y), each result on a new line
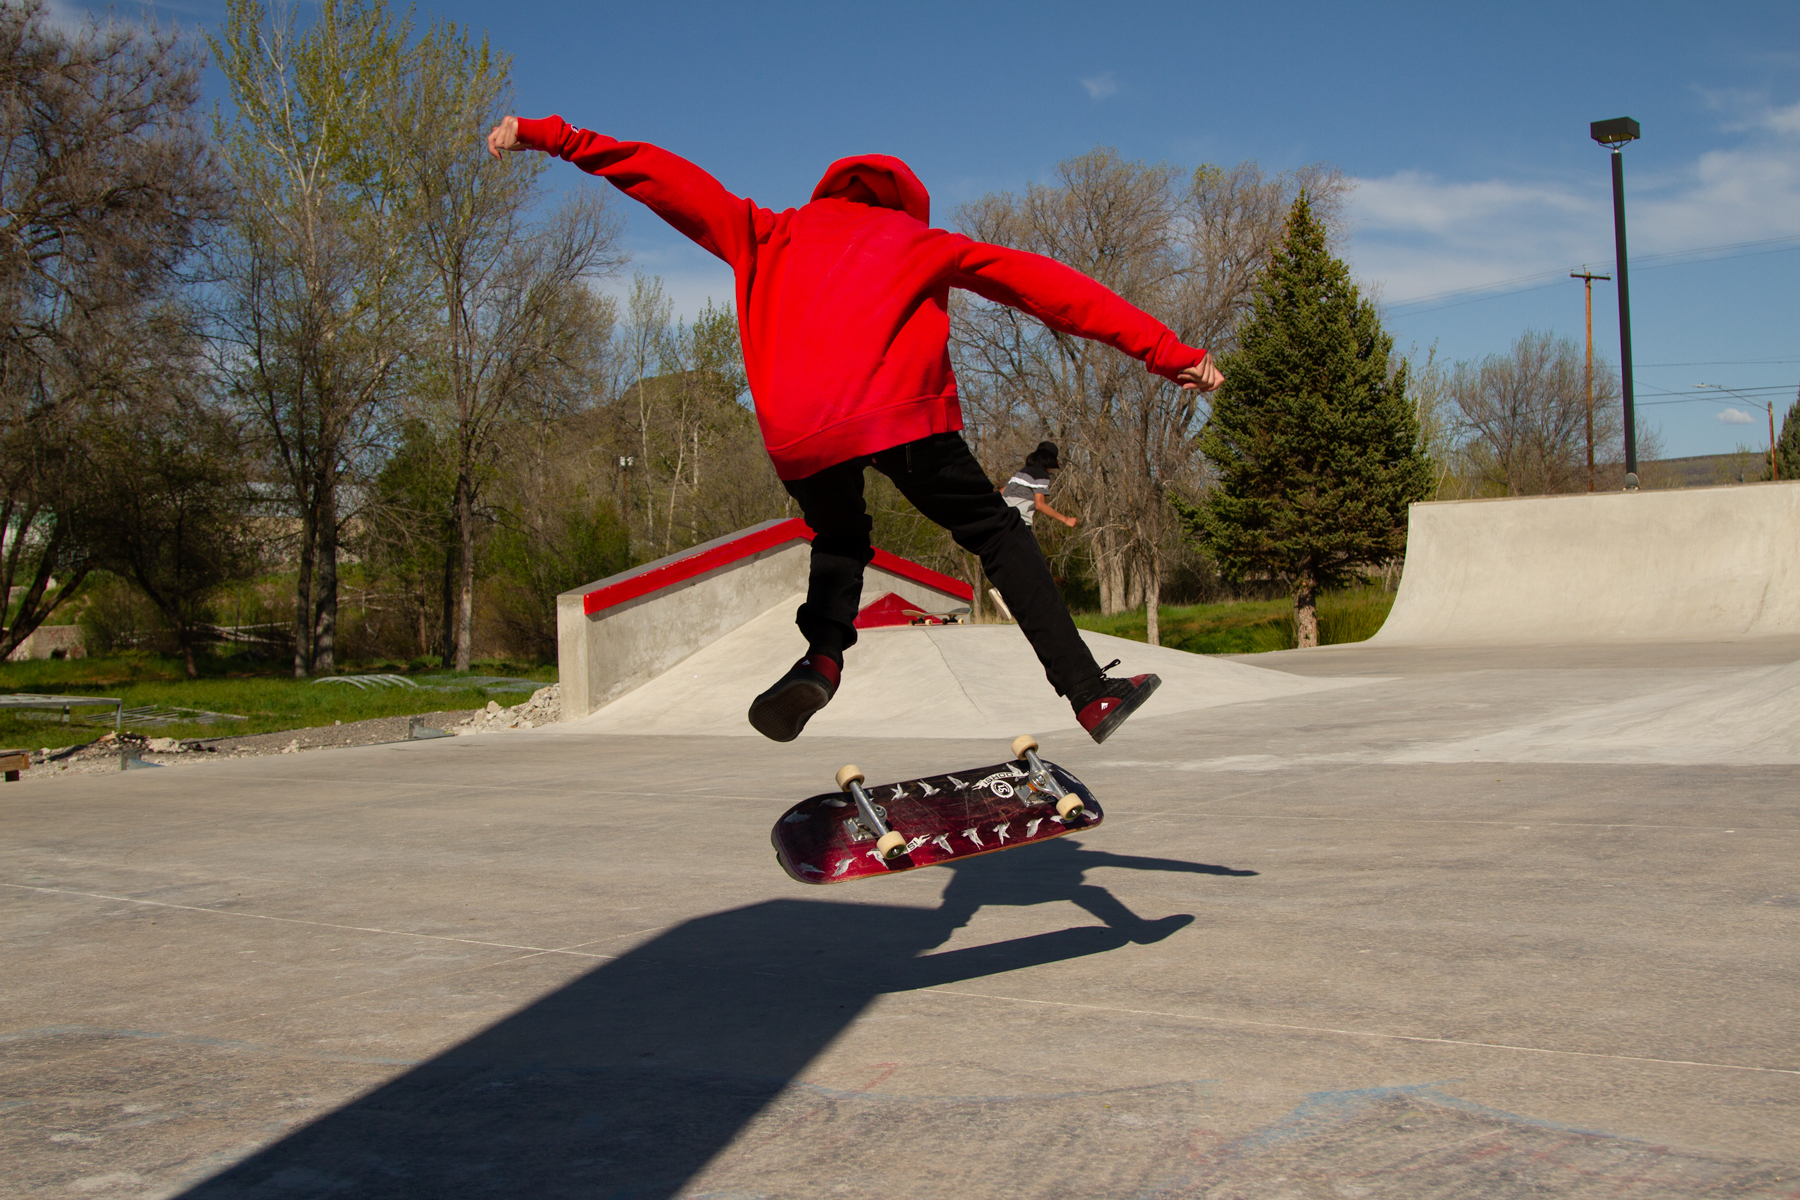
top-left (932, 836), bottom-right (1259, 948)
top-left (181, 851), bottom-right (1254, 1199)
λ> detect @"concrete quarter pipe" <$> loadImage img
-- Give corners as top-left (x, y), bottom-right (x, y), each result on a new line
top-left (1372, 481), bottom-right (1800, 645)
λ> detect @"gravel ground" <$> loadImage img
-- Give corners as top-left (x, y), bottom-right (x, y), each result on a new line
top-left (5, 685), bottom-right (562, 782)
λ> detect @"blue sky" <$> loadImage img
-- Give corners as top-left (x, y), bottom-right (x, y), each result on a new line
top-left (70, 0), bottom-right (1800, 458)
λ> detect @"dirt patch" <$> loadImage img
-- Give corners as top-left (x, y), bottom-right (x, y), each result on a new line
top-left (8, 708), bottom-right (482, 781)
top-left (5, 685), bottom-right (563, 782)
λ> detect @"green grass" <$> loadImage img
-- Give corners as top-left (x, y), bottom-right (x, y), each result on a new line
top-left (1073, 586), bottom-right (1396, 654)
top-left (0, 654), bottom-right (557, 749)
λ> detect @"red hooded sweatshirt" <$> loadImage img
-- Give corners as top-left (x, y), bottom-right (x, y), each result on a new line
top-left (516, 116), bottom-right (1209, 480)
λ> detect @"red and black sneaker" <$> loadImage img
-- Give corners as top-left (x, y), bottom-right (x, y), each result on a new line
top-left (748, 654), bottom-right (842, 742)
top-left (1070, 660), bottom-right (1161, 744)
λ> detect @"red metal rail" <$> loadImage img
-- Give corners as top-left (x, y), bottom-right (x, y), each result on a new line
top-left (581, 518), bottom-right (973, 616)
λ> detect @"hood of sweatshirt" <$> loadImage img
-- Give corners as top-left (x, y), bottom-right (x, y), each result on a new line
top-left (810, 154), bottom-right (931, 225)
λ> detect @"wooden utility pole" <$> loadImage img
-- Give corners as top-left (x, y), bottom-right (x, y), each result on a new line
top-left (1768, 402), bottom-right (1778, 482)
top-left (1572, 269), bottom-right (1611, 491)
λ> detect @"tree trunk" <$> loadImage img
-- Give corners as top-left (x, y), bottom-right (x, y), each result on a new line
top-left (971, 552), bottom-right (987, 623)
top-left (1145, 553), bottom-right (1161, 648)
top-left (292, 505), bottom-right (317, 678)
top-left (439, 532), bottom-right (458, 668)
top-left (181, 637), bottom-right (198, 681)
top-left (313, 483), bottom-right (338, 674)
top-left (1125, 559), bottom-right (1145, 611)
top-left (1293, 582), bottom-right (1319, 649)
top-left (454, 471), bottom-right (475, 672)
top-left (1097, 531), bottom-right (1127, 615)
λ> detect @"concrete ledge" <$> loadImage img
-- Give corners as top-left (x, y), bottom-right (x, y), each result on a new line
top-left (1374, 481), bottom-right (1800, 645)
top-left (556, 520), bottom-right (973, 720)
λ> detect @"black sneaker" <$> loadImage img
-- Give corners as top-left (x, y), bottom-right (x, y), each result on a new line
top-left (748, 654), bottom-right (841, 742)
top-left (1070, 659), bottom-right (1161, 744)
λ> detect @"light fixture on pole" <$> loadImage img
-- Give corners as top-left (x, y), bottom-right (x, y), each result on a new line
top-left (1591, 116), bottom-right (1640, 490)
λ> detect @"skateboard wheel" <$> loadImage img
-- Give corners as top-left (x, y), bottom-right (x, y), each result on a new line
top-left (836, 764), bottom-right (865, 791)
top-left (1055, 794), bottom-right (1085, 820)
top-left (1011, 734), bottom-right (1039, 759)
top-left (875, 830), bottom-right (906, 859)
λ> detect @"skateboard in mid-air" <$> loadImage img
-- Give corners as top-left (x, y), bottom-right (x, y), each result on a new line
top-left (771, 735), bottom-right (1101, 884)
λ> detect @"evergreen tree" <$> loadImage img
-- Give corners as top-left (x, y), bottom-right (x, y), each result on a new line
top-left (1182, 193), bottom-right (1430, 647)
top-left (1769, 388), bottom-right (1800, 482)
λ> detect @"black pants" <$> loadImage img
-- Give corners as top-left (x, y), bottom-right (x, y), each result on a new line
top-left (781, 431), bottom-right (1102, 697)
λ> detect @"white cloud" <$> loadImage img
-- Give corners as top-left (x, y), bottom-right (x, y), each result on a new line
top-left (1348, 96), bottom-right (1800, 306)
top-left (1080, 73), bottom-right (1117, 101)
top-left (1716, 408), bottom-right (1757, 425)
top-left (1764, 99), bottom-right (1800, 135)
top-left (594, 261), bottom-right (734, 326)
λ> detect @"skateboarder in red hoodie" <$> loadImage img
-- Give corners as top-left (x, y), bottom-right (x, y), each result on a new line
top-left (489, 116), bottom-right (1223, 744)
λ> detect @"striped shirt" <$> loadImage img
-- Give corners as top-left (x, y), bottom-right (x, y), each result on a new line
top-left (1002, 469), bottom-right (1050, 526)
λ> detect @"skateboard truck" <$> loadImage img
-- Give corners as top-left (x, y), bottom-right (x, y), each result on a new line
top-left (835, 765), bottom-right (907, 860)
top-left (1011, 735), bottom-right (1085, 822)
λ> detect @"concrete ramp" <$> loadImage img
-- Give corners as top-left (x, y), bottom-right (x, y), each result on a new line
top-left (579, 597), bottom-right (1366, 739)
top-left (557, 519), bottom-right (971, 720)
top-left (1373, 482), bottom-right (1800, 646)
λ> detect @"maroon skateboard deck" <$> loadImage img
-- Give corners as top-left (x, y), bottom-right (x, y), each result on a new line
top-left (771, 735), bottom-right (1101, 884)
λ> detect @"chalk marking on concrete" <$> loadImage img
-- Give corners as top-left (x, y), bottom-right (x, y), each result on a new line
top-left (0, 882), bottom-right (633, 960)
top-left (0, 1024), bottom-right (420, 1066)
top-left (1108, 811), bottom-right (1799, 834)
top-left (912, 988), bottom-right (1800, 1077)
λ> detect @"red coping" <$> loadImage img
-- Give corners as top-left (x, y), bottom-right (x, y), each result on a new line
top-left (853, 592), bottom-right (921, 629)
top-left (581, 518), bottom-right (974, 616)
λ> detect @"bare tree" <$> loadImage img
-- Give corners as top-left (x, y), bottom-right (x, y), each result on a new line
top-left (951, 150), bottom-right (1344, 642)
top-left (1446, 330), bottom-right (1622, 497)
top-left (0, 1), bottom-right (220, 656)
top-left (609, 283), bottom-right (778, 556)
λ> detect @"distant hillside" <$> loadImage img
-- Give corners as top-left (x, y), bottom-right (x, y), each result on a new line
top-left (1648, 451), bottom-right (1772, 489)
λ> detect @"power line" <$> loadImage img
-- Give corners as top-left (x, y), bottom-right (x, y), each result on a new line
top-left (1637, 384), bottom-right (1791, 397)
top-left (1635, 358), bottom-right (1800, 368)
top-left (1383, 234), bottom-right (1800, 316)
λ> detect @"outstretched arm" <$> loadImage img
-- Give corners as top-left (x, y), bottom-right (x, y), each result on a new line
top-left (487, 114), bottom-right (764, 268)
top-left (952, 239), bottom-right (1220, 391)
top-left (1035, 494), bottom-right (1078, 528)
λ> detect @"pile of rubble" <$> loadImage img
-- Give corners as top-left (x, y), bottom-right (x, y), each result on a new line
top-left (454, 685), bottom-right (560, 734)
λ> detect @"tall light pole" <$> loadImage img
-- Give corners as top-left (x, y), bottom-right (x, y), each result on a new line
top-left (1591, 117), bottom-right (1640, 489)
top-left (1571, 267), bottom-right (1611, 491)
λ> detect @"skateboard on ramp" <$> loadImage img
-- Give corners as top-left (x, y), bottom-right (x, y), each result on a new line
top-left (771, 735), bottom-right (1101, 884)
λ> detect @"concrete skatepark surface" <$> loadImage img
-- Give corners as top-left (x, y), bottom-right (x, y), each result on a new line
top-left (4, 634), bottom-right (1797, 1197)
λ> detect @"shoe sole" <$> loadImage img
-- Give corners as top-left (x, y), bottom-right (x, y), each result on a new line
top-left (747, 678), bottom-right (832, 742)
top-left (1085, 674), bottom-right (1162, 744)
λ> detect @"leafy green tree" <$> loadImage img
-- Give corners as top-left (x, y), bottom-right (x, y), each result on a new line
top-left (1182, 193), bottom-right (1430, 647)
top-left (393, 18), bottom-right (624, 670)
top-left (485, 502), bottom-right (631, 662)
top-left (82, 394), bottom-right (261, 678)
top-left (1769, 389), bottom-right (1800, 482)
top-left (210, 0), bottom-right (420, 677)
top-left (359, 418), bottom-right (457, 661)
